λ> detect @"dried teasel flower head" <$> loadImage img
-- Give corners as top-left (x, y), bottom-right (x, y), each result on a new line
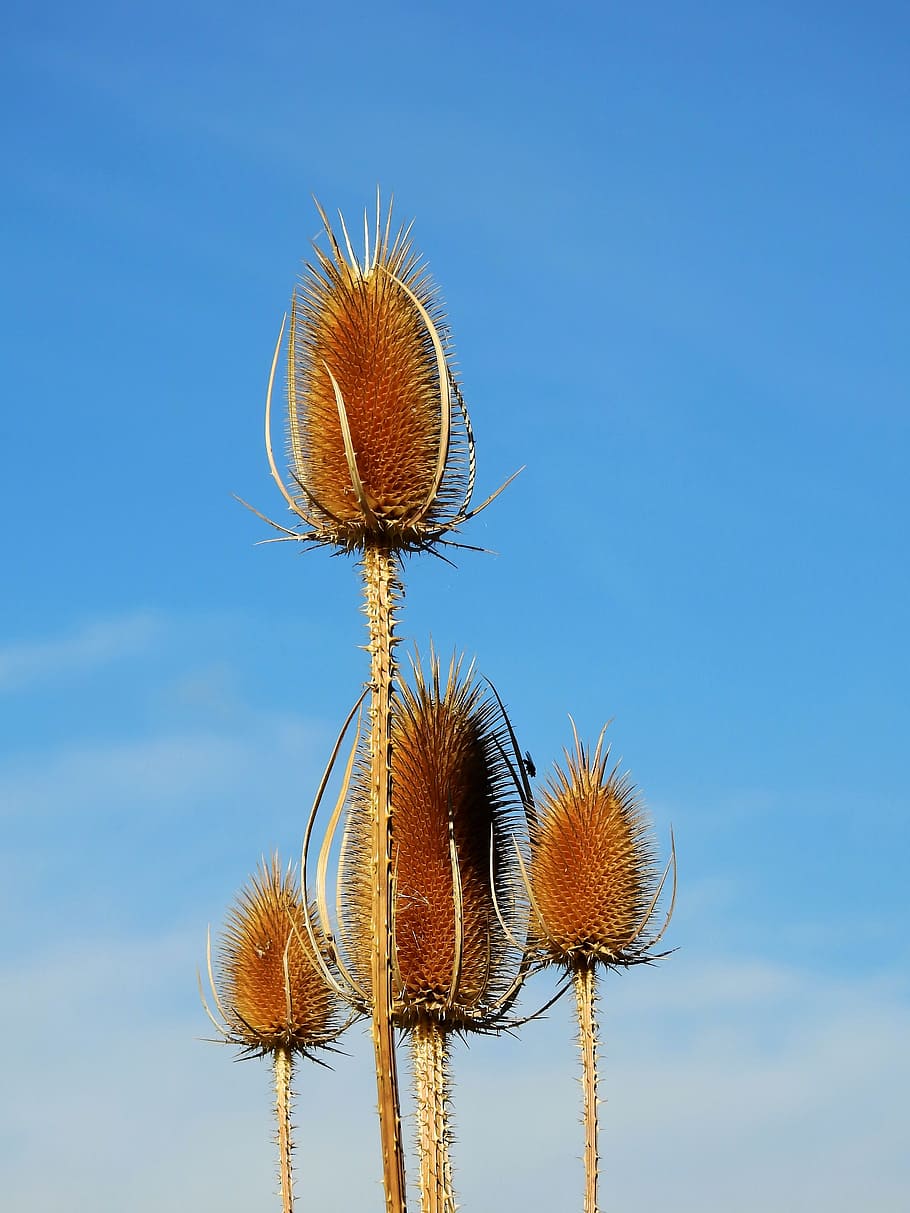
top-left (334, 653), bottom-right (530, 1028)
top-left (201, 855), bottom-right (341, 1057)
top-left (256, 194), bottom-right (511, 555)
top-left (526, 722), bottom-right (675, 969)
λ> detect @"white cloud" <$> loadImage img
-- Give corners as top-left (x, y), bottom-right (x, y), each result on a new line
top-left (0, 612), bottom-right (163, 692)
top-left (2, 936), bottom-right (907, 1213)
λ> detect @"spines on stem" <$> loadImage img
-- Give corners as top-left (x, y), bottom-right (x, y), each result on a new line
top-left (361, 543), bottom-right (409, 1213)
top-left (574, 962), bottom-right (600, 1213)
top-left (274, 1046), bottom-right (295, 1213)
top-left (410, 1017), bottom-right (457, 1213)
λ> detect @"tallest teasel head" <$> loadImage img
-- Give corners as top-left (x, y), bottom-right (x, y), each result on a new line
top-left (262, 194), bottom-right (481, 553)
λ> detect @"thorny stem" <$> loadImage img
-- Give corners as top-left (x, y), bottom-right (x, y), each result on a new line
top-left (274, 1046), bottom-right (294, 1213)
top-left (410, 1017), bottom-right (456, 1213)
top-left (574, 961), bottom-right (600, 1213)
top-left (362, 543), bottom-right (408, 1213)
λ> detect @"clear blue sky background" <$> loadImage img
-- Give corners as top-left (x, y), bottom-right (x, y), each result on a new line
top-left (2, 2), bottom-right (908, 1209)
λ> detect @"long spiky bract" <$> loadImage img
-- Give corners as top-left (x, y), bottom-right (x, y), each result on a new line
top-left (261, 193), bottom-right (477, 555)
top-left (340, 652), bottom-right (530, 1027)
top-left (525, 726), bottom-right (675, 1213)
top-left (202, 855), bottom-right (344, 1213)
top-left (335, 652), bottom-right (531, 1213)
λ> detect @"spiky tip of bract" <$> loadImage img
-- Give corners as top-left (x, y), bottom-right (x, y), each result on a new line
top-left (213, 854), bottom-right (340, 1056)
top-left (340, 651), bottom-right (529, 1029)
top-left (282, 193), bottom-right (474, 553)
top-left (528, 727), bottom-right (664, 968)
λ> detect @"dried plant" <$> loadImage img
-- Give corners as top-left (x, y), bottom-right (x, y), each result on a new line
top-left (201, 855), bottom-right (343, 1213)
top-left (245, 192), bottom-right (516, 557)
top-left (340, 654), bottom-right (529, 1021)
top-left (208, 191), bottom-right (678, 1213)
top-left (523, 723), bottom-right (676, 1213)
top-left (303, 654), bottom-right (531, 1212)
top-left (243, 193), bottom-right (505, 1212)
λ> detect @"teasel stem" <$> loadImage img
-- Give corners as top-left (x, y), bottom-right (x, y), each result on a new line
top-left (361, 542), bottom-right (408, 1213)
top-left (274, 1046), bottom-right (295, 1213)
top-left (410, 1017), bottom-right (456, 1213)
top-left (574, 960), bottom-right (600, 1213)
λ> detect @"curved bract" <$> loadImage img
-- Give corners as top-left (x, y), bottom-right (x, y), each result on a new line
top-left (264, 195), bottom-right (477, 554)
top-left (203, 855), bottom-right (341, 1057)
top-left (527, 723), bottom-right (673, 969)
top-left (334, 653), bottom-right (530, 1029)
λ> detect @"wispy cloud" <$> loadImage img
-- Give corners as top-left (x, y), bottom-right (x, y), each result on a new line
top-left (0, 612), bottom-right (163, 692)
top-left (2, 936), bottom-right (907, 1212)
top-left (0, 711), bottom-right (319, 824)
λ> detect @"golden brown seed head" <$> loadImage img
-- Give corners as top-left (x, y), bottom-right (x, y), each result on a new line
top-left (286, 198), bottom-right (473, 551)
top-left (215, 855), bottom-right (339, 1055)
top-left (341, 655), bottom-right (526, 1027)
top-left (529, 730), bottom-right (659, 968)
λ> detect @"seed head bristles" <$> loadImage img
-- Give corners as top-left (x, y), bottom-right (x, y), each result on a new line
top-left (243, 191), bottom-right (520, 556)
top-left (201, 855), bottom-right (343, 1058)
top-left (334, 650), bottom-right (532, 1032)
top-left (526, 720), bottom-right (675, 969)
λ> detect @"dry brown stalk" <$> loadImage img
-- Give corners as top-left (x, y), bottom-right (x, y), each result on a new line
top-left (362, 542), bottom-right (408, 1213)
top-left (525, 724), bottom-right (676, 1213)
top-left (274, 1046), bottom-right (295, 1213)
top-left (410, 1017), bottom-right (456, 1213)
top-left (573, 962), bottom-right (599, 1213)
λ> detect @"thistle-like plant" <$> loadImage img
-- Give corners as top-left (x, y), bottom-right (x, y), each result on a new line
top-left (302, 654), bottom-right (531, 1213)
top-left (242, 194), bottom-right (515, 1213)
top-left (522, 724), bottom-right (676, 1213)
top-left (201, 855), bottom-right (343, 1213)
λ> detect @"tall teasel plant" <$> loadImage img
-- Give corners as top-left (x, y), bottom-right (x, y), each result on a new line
top-left (211, 191), bottom-right (678, 1212)
top-left (200, 855), bottom-right (344, 1213)
top-left (301, 653), bottom-right (532, 1213)
top-left (241, 194), bottom-right (515, 1213)
top-left (521, 724), bottom-right (676, 1213)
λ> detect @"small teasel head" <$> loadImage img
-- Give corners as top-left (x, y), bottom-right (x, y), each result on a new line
top-left (339, 652), bottom-right (530, 1028)
top-left (202, 854), bottom-right (341, 1056)
top-left (258, 193), bottom-right (486, 554)
top-left (526, 723), bottom-right (675, 969)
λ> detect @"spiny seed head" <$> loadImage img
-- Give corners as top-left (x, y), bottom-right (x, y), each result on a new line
top-left (213, 855), bottom-right (339, 1056)
top-left (529, 728), bottom-right (661, 968)
top-left (341, 654), bottom-right (527, 1028)
top-left (284, 195), bottom-right (474, 552)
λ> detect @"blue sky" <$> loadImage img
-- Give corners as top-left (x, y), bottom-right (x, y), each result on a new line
top-left (2, 1), bottom-right (908, 1209)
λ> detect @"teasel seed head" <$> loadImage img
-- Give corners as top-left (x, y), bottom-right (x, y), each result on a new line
top-left (338, 652), bottom-right (530, 1029)
top-left (253, 193), bottom-right (490, 555)
top-left (527, 723), bottom-right (674, 969)
top-left (202, 855), bottom-right (342, 1057)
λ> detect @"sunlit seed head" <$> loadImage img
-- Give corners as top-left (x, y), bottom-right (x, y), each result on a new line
top-left (215, 855), bottom-right (339, 1055)
top-left (285, 196), bottom-right (473, 551)
top-left (529, 731), bottom-right (660, 967)
top-left (341, 654), bottom-right (526, 1027)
